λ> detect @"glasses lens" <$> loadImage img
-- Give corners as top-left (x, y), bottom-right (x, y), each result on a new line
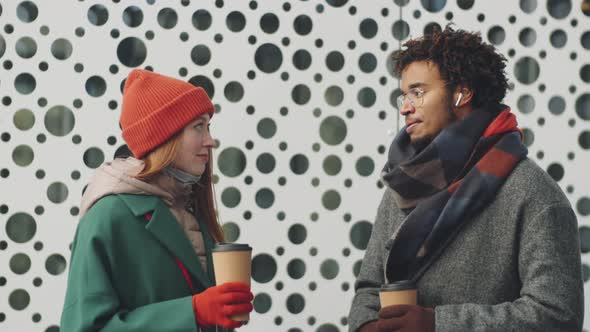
top-left (396, 95), bottom-right (404, 109)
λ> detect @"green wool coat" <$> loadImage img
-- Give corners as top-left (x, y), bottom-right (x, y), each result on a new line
top-left (60, 194), bottom-right (227, 332)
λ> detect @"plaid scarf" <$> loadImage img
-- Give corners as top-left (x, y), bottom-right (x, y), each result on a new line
top-left (382, 104), bottom-right (528, 282)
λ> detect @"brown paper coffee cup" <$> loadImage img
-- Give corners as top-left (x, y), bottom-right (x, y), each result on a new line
top-left (379, 280), bottom-right (417, 307)
top-left (212, 243), bottom-right (252, 322)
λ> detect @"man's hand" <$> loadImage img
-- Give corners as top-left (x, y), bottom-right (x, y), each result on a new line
top-left (375, 304), bottom-right (435, 332)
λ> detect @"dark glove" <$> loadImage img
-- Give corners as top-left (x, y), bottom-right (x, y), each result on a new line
top-left (192, 282), bottom-right (254, 329)
top-left (359, 320), bottom-right (379, 332)
top-left (376, 304), bottom-right (435, 332)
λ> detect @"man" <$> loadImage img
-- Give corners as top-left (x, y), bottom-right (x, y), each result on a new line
top-left (348, 26), bottom-right (584, 332)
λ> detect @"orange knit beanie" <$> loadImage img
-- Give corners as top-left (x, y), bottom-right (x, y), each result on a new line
top-left (120, 69), bottom-right (213, 159)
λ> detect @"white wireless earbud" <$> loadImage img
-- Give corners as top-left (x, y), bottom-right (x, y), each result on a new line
top-left (454, 93), bottom-right (463, 107)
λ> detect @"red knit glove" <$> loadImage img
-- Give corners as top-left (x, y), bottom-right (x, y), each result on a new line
top-left (376, 304), bottom-right (435, 332)
top-left (192, 282), bottom-right (254, 329)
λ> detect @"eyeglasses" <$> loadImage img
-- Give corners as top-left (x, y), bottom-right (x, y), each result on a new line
top-left (396, 88), bottom-right (426, 110)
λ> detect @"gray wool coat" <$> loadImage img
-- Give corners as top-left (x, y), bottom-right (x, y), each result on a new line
top-left (348, 159), bottom-right (584, 332)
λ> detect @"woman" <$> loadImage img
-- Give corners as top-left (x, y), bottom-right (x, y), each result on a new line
top-left (60, 69), bottom-right (253, 331)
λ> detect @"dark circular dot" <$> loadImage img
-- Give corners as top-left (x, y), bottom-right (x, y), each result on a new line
top-left (320, 259), bottom-right (339, 279)
top-left (326, 51), bottom-right (345, 72)
top-left (47, 182), bottom-right (68, 204)
top-left (252, 254), bottom-right (277, 283)
top-left (547, 0), bottom-right (571, 19)
top-left (157, 8), bottom-right (178, 29)
top-left (9, 289), bottom-right (30, 310)
top-left (577, 197), bottom-right (590, 216)
top-left (286, 293), bottom-right (305, 314)
top-left (421, 0), bottom-right (446, 12)
top-left (350, 221), bottom-right (372, 250)
top-left (514, 57), bottom-right (540, 84)
top-left (45, 254), bottom-right (66, 275)
top-left (580, 65), bottom-right (590, 83)
top-left (322, 190), bottom-right (341, 210)
top-left (292, 84), bottom-right (311, 105)
top-left (83, 147), bottom-right (105, 169)
top-left (255, 43), bottom-right (283, 73)
top-left (579, 225), bottom-right (590, 254)
top-left (579, 131), bottom-right (590, 149)
top-left (10, 253), bottom-right (31, 274)
top-left (45, 105), bottom-right (75, 137)
top-left (117, 37), bottom-right (147, 67)
top-left (17, 1), bottom-right (38, 23)
top-left (256, 153), bottom-right (276, 174)
top-left (287, 258), bottom-right (306, 279)
top-left (224, 81), bottom-right (244, 102)
top-left (355, 156), bottom-right (375, 176)
top-left (294, 15), bottom-right (312, 35)
top-left (392, 20), bottom-right (410, 40)
top-left (221, 187), bottom-right (241, 208)
top-left (327, 0), bottom-right (348, 7)
top-left (261, 13), bottom-right (279, 34)
top-left (358, 87), bottom-right (376, 107)
top-left (257, 118), bottom-right (277, 138)
top-left (320, 116), bottom-right (347, 145)
top-left (293, 49), bottom-right (312, 70)
top-left (14, 73), bottom-right (36, 95)
top-left (325, 86), bottom-right (344, 106)
top-left (576, 94), bottom-right (590, 120)
top-left (191, 45), bottom-right (211, 66)
top-left (517, 94), bottom-right (535, 114)
top-left (290, 154), bottom-right (309, 175)
top-left (255, 188), bottom-right (275, 209)
top-left (226, 11), bottom-right (246, 32)
top-left (550, 29), bottom-right (567, 48)
top-left (192, 9), bottom-right (212, 30)
top-left (288, 224), bottom-right (307, 244)
top-left (51, 38), bottom-right (73, 60)
top-left (548, 96), bottom-right (566, 115)
top-left (253, 293), bottom-right (272, 313)
top-left (16, 37), bottom-right (37, 59)
top-left (519, 27), bottom-right (536, 47)
top-left (6, 213), bottom-right (37, 243)
top-left (547, 163), bottom-right (565, 181)
top-left (359, 18), bottom-right (378, 39)
top-left (88, 4), bottom-right (109, 26)
top-left (123, 6), bottom-right (143, 27)
top-left (359, 53), bottom-right (377, 73)
top-left (218, 147), bottom-right (246, 177)
top-left (85, 76), bottom-right (106, 97)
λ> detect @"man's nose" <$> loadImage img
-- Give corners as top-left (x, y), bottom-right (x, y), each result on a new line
top-left (400, 99), bottom-right (414, 116)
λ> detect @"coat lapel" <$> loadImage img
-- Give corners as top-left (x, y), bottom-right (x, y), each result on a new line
top-left (118, 194), bottom-right (213, 289)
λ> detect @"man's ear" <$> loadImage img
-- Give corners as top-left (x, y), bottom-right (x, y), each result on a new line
top-left (453, 86), bottom-right (473, 108)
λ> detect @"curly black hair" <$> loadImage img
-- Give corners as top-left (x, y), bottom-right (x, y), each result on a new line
top-left (393, 25), bottom-right (509, 108)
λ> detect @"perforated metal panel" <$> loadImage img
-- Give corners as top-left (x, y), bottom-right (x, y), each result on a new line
top-left (0, 0), bottom-right (588, 331)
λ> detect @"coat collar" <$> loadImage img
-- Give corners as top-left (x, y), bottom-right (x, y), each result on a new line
top-left (118, 194), bottom-right (214, 289)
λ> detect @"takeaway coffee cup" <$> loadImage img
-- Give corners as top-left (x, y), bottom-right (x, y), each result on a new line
top-left (211, 242), bottom-right (253, 321)
top-left (379, 280), bottom-right (417, 307)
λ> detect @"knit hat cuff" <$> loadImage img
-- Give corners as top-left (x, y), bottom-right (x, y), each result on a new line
top-left (122, 88), bottom-right (213, 159)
